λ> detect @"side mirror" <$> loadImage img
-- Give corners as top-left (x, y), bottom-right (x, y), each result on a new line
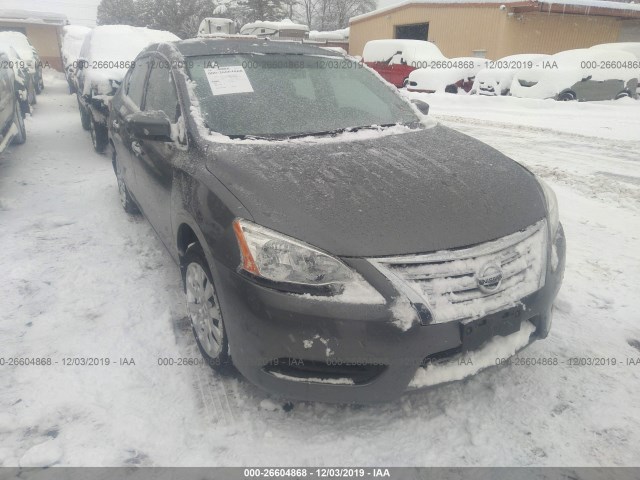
top-left (126, 111), bottom-right (172, 141)
top-left (411, 99), bottom-right (430, 115)
top-left (581, 75), bottom-right (592, 82)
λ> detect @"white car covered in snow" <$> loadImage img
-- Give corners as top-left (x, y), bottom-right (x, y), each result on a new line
top-left (75, 25), bottom-right (179, 153)
top-left (362, 39), bottom-right (446, 88)
top-left (61, 25), bottom-right (92, 94)
top-left (240, 19), bottom-right (309, 39)
top-left (510, 48), bottom-right (639, 101)
top-left (471, 54), bottom-right (551, 96)
top-left (590, 42), bottom-right (640, 93)
top-left (406, 57), bottom-right (486, 94)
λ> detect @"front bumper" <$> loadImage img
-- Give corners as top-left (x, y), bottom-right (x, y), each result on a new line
top-left (213, 225), bottom-right (566, 404)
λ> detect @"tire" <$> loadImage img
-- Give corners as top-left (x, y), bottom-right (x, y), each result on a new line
top-left (78, 97), bottom-right (91, 131)
top-left (557, 91), bottom-right (576, 101)
top-left (27, 79), bottom-right (37, 105)
top-left (445, 84), bottom-right (458, 94)
top-left (402, 78), bottom-right (409, 88)
top-left (90, 117), bottom-right (108, 153)
top-left (12, 100), bottom-right (26, 145)
top-left (183, 242), bottom-right (230, 372)
top-left (35, 73), bottom-right (43, 94)
top-left (615, 90), bottom-right (630, 100)
top-left (114, 153), bottom-right (139, 215)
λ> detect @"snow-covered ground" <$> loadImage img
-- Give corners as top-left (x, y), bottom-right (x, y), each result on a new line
top-left (1, 72), bottom-right (639, 467)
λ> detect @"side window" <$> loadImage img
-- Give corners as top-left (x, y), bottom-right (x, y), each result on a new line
top-left (126, 58), bottom-right (150, 108)
top-left (144, 60), bottom-right (179, 123)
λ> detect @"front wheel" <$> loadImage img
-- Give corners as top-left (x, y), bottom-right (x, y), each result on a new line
top-left (557, 91), bottom-right (576, 101)
top-left (615, 90), bottom-right (631, 100)
top-left (90, 118), bottom-right (108, 153)
top-left (114, 154), bottom-right (139, 214)
top-left (445, 84), bottom-right (458, 94)
top-left (78, 98), bottom-right (91, 130)
top-left (183, 243), bottom-right (230, 371)
top-left (12, 100), bottom-right (26, 145)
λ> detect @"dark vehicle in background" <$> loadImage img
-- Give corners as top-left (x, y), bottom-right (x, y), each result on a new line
top-left (362, 39), bottom-right (445, 87)
top-left (0, 31), bottom-right (43, 94)
top-left (75, 25), bottom-right (178, 153)
top-left (109, 39), bottom-right (565, 404)
top-left (0, 50), bottom-right (26, 154)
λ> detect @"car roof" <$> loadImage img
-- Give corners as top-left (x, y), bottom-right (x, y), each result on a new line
top-left (157, 37), bottom-right (343, 58)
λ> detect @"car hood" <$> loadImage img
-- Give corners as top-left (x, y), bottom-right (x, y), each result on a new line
top-left (204, 124), bottom-right (546, 257)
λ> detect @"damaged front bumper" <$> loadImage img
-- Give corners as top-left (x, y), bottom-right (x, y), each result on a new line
top-left (213, 224), bottom-right (566, 404)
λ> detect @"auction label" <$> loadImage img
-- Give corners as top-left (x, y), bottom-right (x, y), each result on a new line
top-left (204, 66), bottom-right (254, 96)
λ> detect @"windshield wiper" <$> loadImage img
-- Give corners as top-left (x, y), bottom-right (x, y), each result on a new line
top-left (283, 122), bottom-right (419, 139)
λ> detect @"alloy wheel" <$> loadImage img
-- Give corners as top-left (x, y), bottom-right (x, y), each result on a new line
top-left (185, 262), bottom-right (224, 358)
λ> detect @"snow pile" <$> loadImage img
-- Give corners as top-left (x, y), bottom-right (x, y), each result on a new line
top-left (407, 57), bottom-right (485, 93)
top-left (363, 39), bottom-right (444, 64)
top-left (61, 25), bottom-right (92, 69)
top-left (471, 54), bottom-right (550, 96)
top-left (409, 320), bottom-right (536, 388)
top-left (80, 25), bottom-right (179, 96)
top-left (510, 48), bottom-right (639, 100)
top-left (309, 27), bottom-right (349, 41)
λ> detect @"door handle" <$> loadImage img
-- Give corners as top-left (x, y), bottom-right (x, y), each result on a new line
top-left (131, 140), bottom-right (143, 156)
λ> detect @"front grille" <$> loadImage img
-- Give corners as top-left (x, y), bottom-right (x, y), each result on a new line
top-left (370, 220), bottom-right (548, 324)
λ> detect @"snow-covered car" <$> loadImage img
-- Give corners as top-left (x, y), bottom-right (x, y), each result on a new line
top-left (362, 39), bottom-right (446, 88)
top-left (406, 57), bottom-right (486, 94)
top-left (590, 42), bottom-right (640, 94)
top-left (510, 49), bottom-right (639, 101)
top-left (471, 54), bottom-right (551, 96)
top-left (198, 17), bottom-right (236, 36)
top-left (61, 25), bottom-right (92, 94)
top-left (0, 50), bottom-right (26, 153)
top-left (0, 31), bottom-right (43, 94)
top-left (240, 19), bottom-right (309, 39)
top-left (109, 38), bottom-right (565, 404)
top-left (0, 44), bottom-right (35, 114)
top-left (75, 25), bottom-right (179, 153)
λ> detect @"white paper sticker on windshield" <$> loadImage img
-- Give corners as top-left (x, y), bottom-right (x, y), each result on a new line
top-left (204, 66), bottom-right (254, 96)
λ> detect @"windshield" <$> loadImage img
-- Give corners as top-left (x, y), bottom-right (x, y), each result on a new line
top-left (187, 53), bottom-right (419, 138)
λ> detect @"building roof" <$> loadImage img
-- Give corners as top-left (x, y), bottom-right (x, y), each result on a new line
top-left (0, 9), bottom-right (68, 26)
top-left (350, 0), bottom-right (640, 23)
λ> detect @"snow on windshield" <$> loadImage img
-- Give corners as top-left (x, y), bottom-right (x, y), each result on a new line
top-left (186, 53), bottom-right (420, 138)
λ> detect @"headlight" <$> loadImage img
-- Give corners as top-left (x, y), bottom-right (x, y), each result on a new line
top-left (539, 179), bottom-right (559, 237)
top-left (233, 219), bottom-right (383, 301)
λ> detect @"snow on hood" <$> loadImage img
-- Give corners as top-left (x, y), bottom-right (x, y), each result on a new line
top-left (81, 25), bottom-right (179, 96)
top-left (201, 125), bottom-right (545, 257)
top-left (363, 39), bottom-right (445, 64)
top-left (0, 31), bottom-right (35, 61)
top-left (510, 48), bottom-right (639, 100)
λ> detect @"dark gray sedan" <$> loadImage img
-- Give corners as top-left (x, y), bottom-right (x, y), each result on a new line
top-left (108, 39), bottom-right (565, 403)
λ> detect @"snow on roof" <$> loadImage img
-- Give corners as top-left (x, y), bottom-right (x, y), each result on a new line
top-left (0, 31), bottom-right (35, 59)
top-left (309, 27), bottom-right (349, 41)
top-left (241, 19), bottom-right (309, 33)
top-left (350, 0), bottom-right (640, 23)
top-left (0, 9), bottom-right (68, 26)
top-left (62, 25), bottom-right (92, 66)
